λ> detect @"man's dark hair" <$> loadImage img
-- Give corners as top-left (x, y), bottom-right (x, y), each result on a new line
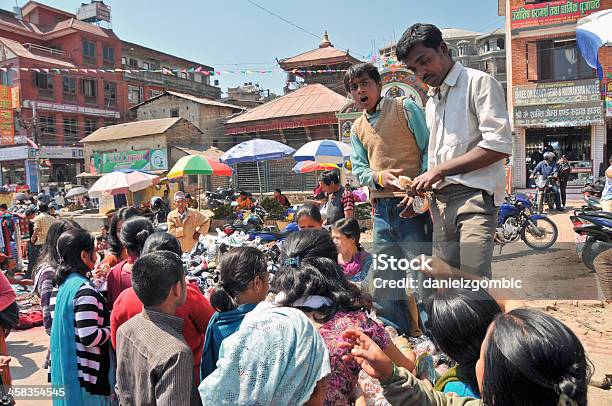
top-left (38, 203), bottom-right (48, 213)
top-left (275, 188), bottom-right (282, 194)
top-left (0, 204), bottom-right (7, 210)
top-left (343, 63), bottom-right (381, 92)
top-left (132, 251), bottom-right (184, 307)
top-left (396, 23), bottom-right (444, 62)
top-left (319, 171), bottom-right (339, 186)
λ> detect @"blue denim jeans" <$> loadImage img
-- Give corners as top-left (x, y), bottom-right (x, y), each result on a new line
top-left (369, 197), bottom-right (433, 335)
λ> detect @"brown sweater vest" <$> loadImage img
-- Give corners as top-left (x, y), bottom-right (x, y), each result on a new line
top-left (353, 97), bottom-right (421, 198)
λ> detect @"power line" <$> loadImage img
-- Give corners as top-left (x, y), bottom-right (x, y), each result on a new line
top-left (245, 0), bottom-right (320, 40)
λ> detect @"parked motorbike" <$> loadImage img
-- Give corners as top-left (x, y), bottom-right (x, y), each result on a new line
top-left (582, 176), bottom-right (605, 199)
top-left (534, 174), bottom-right (558, 214)
top-left (570, 210), bottom-right (612, 271)
top-left (494, 193), bottom-right (558, 251)
top-left (205, 186), bottom-right (236, 209)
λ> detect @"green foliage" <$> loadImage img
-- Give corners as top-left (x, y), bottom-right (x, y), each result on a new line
top-left (213, 203), bottom-right (233, 219)
top-left (260, 197), bottom-right (287, 220)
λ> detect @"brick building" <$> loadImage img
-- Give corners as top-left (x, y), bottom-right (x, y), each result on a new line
top-left (501, 0), bottom-right (611, 189)
top-left (131, 90), bottom-right (244, 149)
top-left (0, 1), bottom-right (221, 192)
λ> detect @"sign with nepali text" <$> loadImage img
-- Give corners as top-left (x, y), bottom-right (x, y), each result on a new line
top-left (91, 148), bottom-right (168, 174)
top-left (606, 82), bottom-right (612, 117)
top-left (514, 102), bottom-right (603, 127)
top-left (0, 86), bottom-right (14, 145)
top-left (511, 0), bottom-right (603, 30)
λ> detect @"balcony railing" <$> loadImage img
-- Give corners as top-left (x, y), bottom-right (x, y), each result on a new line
top-left (123, 71), bottom-right (220, 99)
top-left (23, 43), bottom-right (65, 56)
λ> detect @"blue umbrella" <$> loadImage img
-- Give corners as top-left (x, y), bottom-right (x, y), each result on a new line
top-left (220, 139), bottom-right (295, 164)
top-left (293, 139), bottom-right (351, 164)
top-left (220, 139), bottom-right (295, 196)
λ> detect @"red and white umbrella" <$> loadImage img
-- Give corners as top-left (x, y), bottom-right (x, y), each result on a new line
top-left (88, 171), bottom-right (159, 198)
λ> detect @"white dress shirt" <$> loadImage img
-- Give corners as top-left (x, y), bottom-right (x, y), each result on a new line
top-left (426, 62), bottom-right (512, 206)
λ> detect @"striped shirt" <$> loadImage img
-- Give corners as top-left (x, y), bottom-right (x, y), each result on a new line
top-left (49, 281), bottom-right (111, 396)
top-left (116, 308), bottom-right (197, 406)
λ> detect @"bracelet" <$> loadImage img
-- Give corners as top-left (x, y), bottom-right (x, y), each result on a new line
top-left (380, 363), bottom-right (398, 386)
top-left (398, 345), bottom-right (411, 352)
top-left (377, 171), bottom-right (384, 187)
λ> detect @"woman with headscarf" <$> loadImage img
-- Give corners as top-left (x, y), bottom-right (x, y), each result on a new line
top-left (199, 303), bottom-right (331, 405)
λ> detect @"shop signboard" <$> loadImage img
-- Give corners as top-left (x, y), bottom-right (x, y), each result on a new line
top-left (514, 101), bottom-right (603, 127)
top-left (0, 86), bottom-right (14, 145)
top-left (38, 146), bottom-right (84, 159)
top-left (511, 0), bottom-right (603, 30)
top-left (0, 146), bottom-right (28, 161)
top-left (513, 79), bottom-right (600, 107)
top-left (91, 148), bottom-right (168, 174)
top-left (22, 100), bottom-right (120, 119)
top-left (25, 159), bottom-right (38, 193)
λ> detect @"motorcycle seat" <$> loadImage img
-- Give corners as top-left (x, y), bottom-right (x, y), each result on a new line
top-left (584, 211), bottom-right (612, 221)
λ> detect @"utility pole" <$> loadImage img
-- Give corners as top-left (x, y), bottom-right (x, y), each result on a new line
top-left (31, 101), bottom-right (40, 193)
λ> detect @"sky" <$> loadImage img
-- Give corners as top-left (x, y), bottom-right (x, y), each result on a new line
top-left (10, 0), bottom-right (505, 95)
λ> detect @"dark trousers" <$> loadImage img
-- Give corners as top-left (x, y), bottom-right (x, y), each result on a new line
top-left (27, 244), bottom-right (41, 278)
top-left (559, 180), bottom-right (568, 207)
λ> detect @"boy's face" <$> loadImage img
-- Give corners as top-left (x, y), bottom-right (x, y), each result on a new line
top-left (348, 74), bottom-right (382, 112)
top-left (401, 42), bottom-right (453, 88)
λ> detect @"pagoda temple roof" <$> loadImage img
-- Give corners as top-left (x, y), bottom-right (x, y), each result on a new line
top-left (279, 31), bottom-right (361, 70)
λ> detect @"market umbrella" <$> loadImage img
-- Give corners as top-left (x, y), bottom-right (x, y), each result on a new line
top-left (167, 155), bottom-right (214, 179)
top-left (65, 187), bottom-right (88, 198)
top-left (220, 139), bottom-right (295, 196)
top-left (293, 140), bottom-right (351, 164)
top-left (291, 161), bottom-right (339, 174)
top-left (88, 171), bottom-right (159, 198)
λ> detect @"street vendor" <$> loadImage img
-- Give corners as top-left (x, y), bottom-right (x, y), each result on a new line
top-left (167, 191), bottom-right (210, 253)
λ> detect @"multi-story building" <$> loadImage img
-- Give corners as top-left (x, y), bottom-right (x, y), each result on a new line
top-left (500, 0), bottom-right (611, 189)
top-left (379, 28), bottom-right (508, 96)
top-left (0, 1), bottom-right (221, 191)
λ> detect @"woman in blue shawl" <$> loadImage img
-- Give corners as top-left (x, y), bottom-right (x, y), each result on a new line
top-left (49, 228), bottom-right (113, 405)
top-left (200, 246), bottom-right (269, 380)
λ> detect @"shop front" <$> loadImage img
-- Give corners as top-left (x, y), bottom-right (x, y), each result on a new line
top-left (513, 79), bottom-right (605, 188)
top-left (0, 145), bottom-right (84, 193)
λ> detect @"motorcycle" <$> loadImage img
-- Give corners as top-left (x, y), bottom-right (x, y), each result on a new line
top-left (582, 176), bottom-right (605, 199)
top-left (205, 186), bottom-right (236, 209)
top-left (534, 174), bottom-right (558, 214)
top-left (494, 193), bottom-right (558, 251)
top-left (570, 210), bottom-right (612, 271)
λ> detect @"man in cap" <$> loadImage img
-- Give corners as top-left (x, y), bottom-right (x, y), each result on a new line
top-left (167, 191), bottom-right (210, 253)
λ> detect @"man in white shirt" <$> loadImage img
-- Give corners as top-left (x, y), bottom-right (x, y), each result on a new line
top-left (396, 23), bottom-right (512, 279)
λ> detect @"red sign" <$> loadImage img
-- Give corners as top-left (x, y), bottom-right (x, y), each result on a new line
top-left (511, 0), bottom-right (603, 30)
top-left (0, 86), bottom-right (14, 145)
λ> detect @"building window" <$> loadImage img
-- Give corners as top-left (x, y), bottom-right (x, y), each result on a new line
top-left (150, 89), bottom-right (163, 98)
top-left (121, 56), bottom-right (127, 65)
top-left (81, 79), bottom-right (97, 104)
top-left (103, 81), bottom-right (117, 106)
top-left (34, 72), bottom-right (54, 99)
top-left (170, 108), bottom-right (179, 117)
top-left (103, 46), bottom-right (115, 64)
top-left (63, 117), bottom-right (78, 139)
top-left (143, 62), bottom-right (150, 70)
top-left (497, 38), bottom-right (505, 50)
top-left (39, 116), bottom-right (55, 135)
top-left (129, 58), bottom-right (138, 68)
top-left (84, 119), bottom-right (97, 135)
top-left (496, 58), bottom-right (506, 74)
top-left (483, 42), bottom-right (490, 52)
top-left (62, 76), bottom-right (76, 102)
top-left (150, 63), bottom-right (158, 71)
top-left (83, 40), bottom-right (96, 64)
top-left (128, 85), bottom-right (143, 104)
top-left (537, 39), bottom-right (595, 82)
top-left (179, 72), bottom-right (188, 79)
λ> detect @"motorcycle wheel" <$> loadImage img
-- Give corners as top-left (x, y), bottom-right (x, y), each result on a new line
top-left (521, 217), bottom-right (558, 250)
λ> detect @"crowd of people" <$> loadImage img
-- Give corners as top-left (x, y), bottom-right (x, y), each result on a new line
top-left (0, 21), bottom-right (600, 406)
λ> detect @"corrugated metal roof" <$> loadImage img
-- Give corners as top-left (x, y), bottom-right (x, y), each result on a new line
top-left (227, 84), bottom-right (346, 125)
top-left (0, 36), bottom-right (76, 67)
top-left (130, 91), bottom-right (245, 111)
top-left (80, 117), bottom-right (183, 143)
